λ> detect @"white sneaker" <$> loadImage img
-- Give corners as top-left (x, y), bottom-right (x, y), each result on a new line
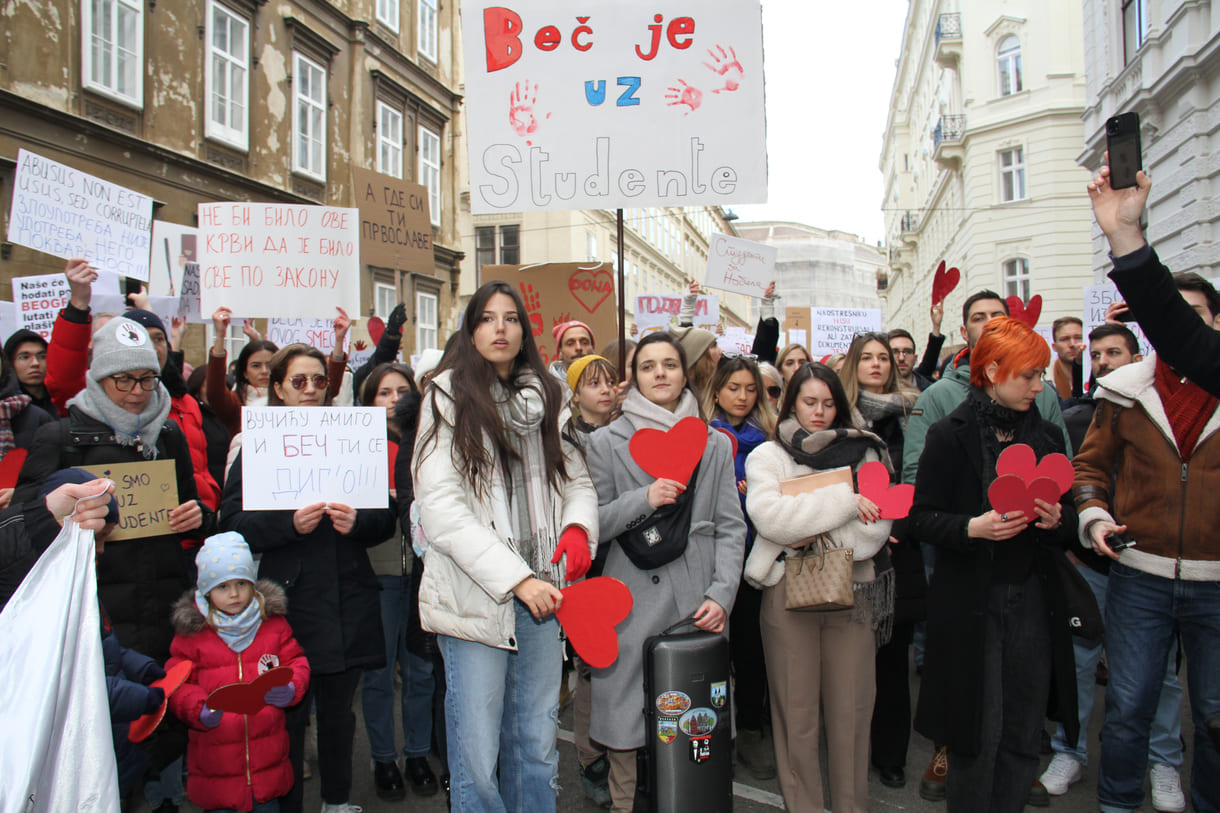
top-left (1149, 763), bottom-right (1185, 813)
top-left (1038, 753), bottom-right (1083, 795)
top-left (320, 804), bottom-right (363, 813)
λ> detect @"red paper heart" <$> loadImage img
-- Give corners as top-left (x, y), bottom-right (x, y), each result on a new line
top-left (1006, 294), bottom-right (1043, 328)
top-left (129, 659), bottom-right (193, 743)
top-left (555, 577), bottom-right (633, 669)
top-left (1028, 476), bottom-right (1064, 511)
top-left (1033, 454), bottom-right (1074, 495)
top-left (0, 448), bottom-right (28, 490)
top-left (629, 416), bottom-right (707, 487)
top-left (995, 444), bottom-right (1074, 497)
top-left (206, 666), bottom-right (293, 715)
top-left (568, 266), bottom-right (614, 314)
top-left (931, 260), bottom-right (960, 306)
top-left (367, 316), bottom-right (386, 345)
top-left (713, 426), bottom-right (738, 459)
top-left (387, 440), bottom-right (399, 492)
top-left (856, 461), bottom-right (914, 519)
top-left (988, 473), bottom-right (1037, 519)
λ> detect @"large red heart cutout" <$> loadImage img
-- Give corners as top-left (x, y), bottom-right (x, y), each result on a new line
top-left (629, 416), bottom-right (707, 487)
top-left (856, 461), bottom-right (914, 519)
top-left (129, 659), bottom-right (193, 743)
top-left (0, 448), bottom-right (28, 490)
top-left (931, 260), bottom-right (960, 306)
top-left (367, 316), bottom-right (386, 346)
top-left (1006, 294), bottom-right (1043, 328)
top-left (555, 577), bottom-right (633, 669)
top-left (206, 666), bottom-right (293, 715)
top-left (988, 474), bottom-right (1062, 523)
top-left (995, 444), bottom-right (1074, 495)
top-left (568, 266), bottom-right (614, 314)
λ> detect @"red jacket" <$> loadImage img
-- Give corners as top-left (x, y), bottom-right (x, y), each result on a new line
top-left (167, 580), bottom-right (310, 812)
top-left (45, 306), bottom-right (92, 415)
top-left (170, 393), bottom-right (220, 510)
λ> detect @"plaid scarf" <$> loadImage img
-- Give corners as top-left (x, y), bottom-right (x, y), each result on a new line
top-left (1155, 358), bottom-right (1218, 459)
top-left (0, 393), bottom-right (31, 456)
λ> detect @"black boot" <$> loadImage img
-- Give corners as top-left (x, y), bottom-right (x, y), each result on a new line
top-left (373, 760), bottom-right (406, 802)
top-left (406, 756), bottom-right (439, 797)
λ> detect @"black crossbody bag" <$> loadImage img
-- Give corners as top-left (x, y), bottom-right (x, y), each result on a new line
top-left (614, 463), bottom-right (701, 570)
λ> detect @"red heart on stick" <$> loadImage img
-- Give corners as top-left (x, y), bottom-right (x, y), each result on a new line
top-left (555, 577), bottom-right (633, 669)
top-left (995, 444), bottom-right (1074, 495)
top-left (367, 316), bottom-right (386, 346)
top-left (931, 261), bottom-right (960, 306)
top-left (206, 666), bottom-right (293, 715)
top-left (856, 461), bottom-right (914, 519)
top-left (1006, 295), bottom-right (1043, 328)
top-left (0, 448), bottom-right (28, 490)
top-left (629, 416), bottom-right (707, 488)
top-left (129, 659), bottom-right (194, 743)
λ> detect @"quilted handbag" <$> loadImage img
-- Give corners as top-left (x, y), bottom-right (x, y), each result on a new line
top-left (784, 535), bottom-right (855, 612)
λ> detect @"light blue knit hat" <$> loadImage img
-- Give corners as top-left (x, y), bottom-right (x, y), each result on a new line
top-left (195, 532), bottom-right (256, 595)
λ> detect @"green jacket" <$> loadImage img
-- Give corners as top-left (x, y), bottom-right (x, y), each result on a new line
top-left (901, 353), bottom-right (1071, 484)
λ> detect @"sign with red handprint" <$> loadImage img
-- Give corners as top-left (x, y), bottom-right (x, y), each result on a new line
top-left (462, 1), bottom-right (767, 214)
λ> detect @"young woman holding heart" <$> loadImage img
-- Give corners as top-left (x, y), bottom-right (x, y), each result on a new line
top-left (909, 316), bottom-right (1079, 813)
top-left (412, 281), bottom-right (599, 813)
top-left (584, 331), bottom-right (747, 812)
top-left (742, 361), bottom-right (894, 813)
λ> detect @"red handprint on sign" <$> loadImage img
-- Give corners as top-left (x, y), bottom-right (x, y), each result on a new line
top-left (509, 80), bottom-right (550, 145)
top-left (519, 282), bottom-right (544, 337)
top-left (665, 80), bottom-right (703, 115)
top-left (703, 45), bottom-right (744, 94)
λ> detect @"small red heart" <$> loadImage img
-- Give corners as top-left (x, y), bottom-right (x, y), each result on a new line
top-left (996, 444), bottom-right (1074, 497)
top-left (856, 461), bottom-right (914, 519)
top-left (988, 473), bottom-right (1036, 519)
top-left (629, 416), bottom-right (707, 487)
top-left (1006, 294), bottom-right (1043, 328)
top-left (1028, 476), bottom-right (1063, 511)
top-left (367, 316), bottom-right (386, 345)
top-left (0, 448), bottom-right (28, 490)
top-left (1034, 454), bottom-right (1074, 495)
top-left (931, 260), bottom-right (960, 306)
top-left (713, 426), bottom-right (738, 459)
top-left (129, 659), bottom-right (193, 743)
top-left (206, 666), bottom-right (293, 715)
top-left (555, 577), bottom-right (633, 669)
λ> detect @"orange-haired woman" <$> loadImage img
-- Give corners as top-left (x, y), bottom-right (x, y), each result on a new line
top-left (909, 317), bottom-right (1079, 813)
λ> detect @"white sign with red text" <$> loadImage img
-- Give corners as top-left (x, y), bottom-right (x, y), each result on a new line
top-left (12, 274), bottom-right (71, 340)
top-left (634, 293), bottom-right (719, 335)
top-left (809, 307), bottom-right (883, 356)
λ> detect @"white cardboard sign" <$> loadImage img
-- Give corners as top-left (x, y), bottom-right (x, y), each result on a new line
top-left (1083, 283), bottom-right (1152, 358)
top-left (703, 234), bottom-right (775, 298)
top-left (633, 293), bottom-right (719, 335)
top-left (148, 220), bottom-right (197, 301)
top-left (462, 0), bottom-right (768, 213)
top-left (716, 326), bottom-right (754, 356)
top-left (197, 203), bottom-right (361, 319)
top-left (7, 149), bottom-right (153, 280)
top-left (240, 407), bottom-right (389, 510)
top-left (266, 317), bottom-right (351, 356)
top-left (809, 307), bottom-right (883, 356)
top-left (12, 274), bottom-right (71, 339)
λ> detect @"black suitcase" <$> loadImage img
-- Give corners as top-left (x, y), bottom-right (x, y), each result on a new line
top-left (641, 620), bottom-right (733, 813)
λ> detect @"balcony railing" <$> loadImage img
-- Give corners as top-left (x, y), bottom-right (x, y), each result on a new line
top-left (932, 115), bottom-right (966, 150)
top-left (935, 13), bottom-right (961, 46)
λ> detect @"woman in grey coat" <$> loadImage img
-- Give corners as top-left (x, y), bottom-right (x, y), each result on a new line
top-left (585, 332), bottom-right (746, 812)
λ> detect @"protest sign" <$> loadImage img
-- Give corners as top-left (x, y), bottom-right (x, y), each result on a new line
top-left (634, 293), bottom-right (719, 336)
top-left (352, 167), bottom-right (433, 271)
top-left (485, 262), bottom-right (618, 366)
top-left (703, 234), bottom-right (775, 297)
top-left (12, 274), bottom-right (71, 339)
top-left (1083, 283), bottom-right (1152, 358)
top-left (93, 294), bottom-right (180, 332)
top-left (266, 317), bottom-right (350, 356)
top-left (197, 203), bottom-right (361, 319)
top-left (716, 326), bottom-right (754, 356)
top-left (788, 328), bottom-right (807, 349)
top-left (8, 149), bottom-right (153, 280)
top-left (149, 220), bottom-right (197, 300)
top-left (79, 460), bottom-right (178, 541)
top-left (462, 0), bottom-right (767, 213)
top-left (240, 407), bottom-right (389, 510)
top-left (809, 307), bottom-right (882, 356)
top-left (0, 301), bottom-right (16, 345)
top-left (783, 307), bottom-right (811, 335)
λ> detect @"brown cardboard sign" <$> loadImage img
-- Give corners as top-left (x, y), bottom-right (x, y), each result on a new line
top-left (80, 460), bottom-right (179, 541)
top-left (779, 466), bottom-right (852, 497)
top-left (783, 307), bottom-right (811, 335)
top-left (483, 262), bottom-right (619, 367)
top-left (352, 167), bottom-right (433, 271)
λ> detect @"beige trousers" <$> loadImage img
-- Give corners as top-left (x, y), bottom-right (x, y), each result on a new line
top-left (760, 578), bottom-right (875, 813)
top-left (605, 747), bottom-right (638, 813)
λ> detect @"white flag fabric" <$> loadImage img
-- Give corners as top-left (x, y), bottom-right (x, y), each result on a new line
top-left (0, 519), bottom-right (119, 813)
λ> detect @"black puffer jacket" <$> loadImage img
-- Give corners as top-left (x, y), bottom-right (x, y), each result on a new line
top-left (0, 371), bottom-right (53, 450)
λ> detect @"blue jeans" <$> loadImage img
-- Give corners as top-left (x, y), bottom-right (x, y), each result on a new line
top-left (439, 601), bottom-right (561, 813)
top-left (1050, 563), bottom-right (1183, 767)
top-left (362, 574), bottom-right (436, 762)
top-left (1099, 563), bottom-right (1220, 813)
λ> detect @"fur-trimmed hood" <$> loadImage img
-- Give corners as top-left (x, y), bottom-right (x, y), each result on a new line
top-left (171, 579), bottom-right (288, 634)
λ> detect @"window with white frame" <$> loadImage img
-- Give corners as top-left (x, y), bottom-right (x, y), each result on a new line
top-left (374, 282), bottom-right (398, 320)
top-left (83, 0), bottom-right (143, 106)
top-left (376, 0), bottom-right (400, 33)
top-left (586, 232), bottom-right (598, 261)
top-left (293, 53), bottom-right (327, 180)
top-left (997, 36), bottom-right (1022, 97)
top-left (418, 125), bottom-right (441, 226)
top-left (1003, 258), bottom-right (1031, 301)
top-left (206, 1), bottom-right (249, 149)
top-left (416, 290), bottom-right (438, 351)
top-left (377, 101), bottom-right (403, 178)
top-left (418, 0), bottom-right (438, 62)
top-left (999, 147), bottom-right (1026, 202)
top-left (1123, 0), bottom-right (1149, 64)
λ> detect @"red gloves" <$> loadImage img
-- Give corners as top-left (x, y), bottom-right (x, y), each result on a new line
top-left (551, 526), bottom-right (592, 582)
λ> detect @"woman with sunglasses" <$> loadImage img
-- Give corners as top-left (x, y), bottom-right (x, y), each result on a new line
top-left (221, 343), bottom-right (396, 813)
top-left (701, 354), bottom-right (778, 779)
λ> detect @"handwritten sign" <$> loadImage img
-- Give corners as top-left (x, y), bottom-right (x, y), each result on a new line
top-left (12, 274), bottom-right (71, 340)
top-left (809, 307), bottom-right (882, 356)
top-left (7, 149), bottom-right (153, 280)
top-left (266, 317), bottom-right (350, 356)
top-left (197, 203), bottom-right (361, 319)
top-left (352, 167), bottom-right (433, 271)
top-left (240, 407), bottom-right (389, 510)
top-left (716, 326), bottom-right (754, 356)
top-left (703, 234), bottom-right (775, 297)
top-left (148, 220), bottom-right (196, 301)
top-left (79, 460), bottom-right (178, 541)
top-left (1083, 283), bottom-right (1152, 358)
top-left (634, 293), bottom-right (719, 336)
top-left (92, 294), bottom-right (180, 333)
top-left (462, 0), bottom-right (767, 213)
top-left (484, 262), bottom-right (618, 366)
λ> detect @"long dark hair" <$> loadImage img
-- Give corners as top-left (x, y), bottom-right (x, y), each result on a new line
top-left (361, 362), bottom-right (417, 442)
top-left (778, 362), bottom-right (853, 430)
top-left (235, 339), bottom-right (278, 405)
top-left (416, 281), bottom-right (567, 491)
top-left (702, 355), bottom-right (776, 437)
top-left (266, 344), bottom-right (332, 406)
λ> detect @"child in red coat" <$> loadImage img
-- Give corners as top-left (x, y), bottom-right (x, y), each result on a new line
top-left (168, 532), bottom-right (310, 812)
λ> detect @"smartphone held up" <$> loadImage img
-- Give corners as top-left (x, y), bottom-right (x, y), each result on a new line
top-left (1106, 112), bottom-right (1143, 189)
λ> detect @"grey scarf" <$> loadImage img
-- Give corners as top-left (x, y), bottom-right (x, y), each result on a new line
top-left (67, 378), bottom-right (172, 458)
top-left (620, 387), bottom-right (701, 432)
top-left (855, 389), bottom-right (910, 434)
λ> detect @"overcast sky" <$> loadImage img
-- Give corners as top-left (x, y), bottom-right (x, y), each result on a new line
top-left (734, 1), bottom-right (910, 246)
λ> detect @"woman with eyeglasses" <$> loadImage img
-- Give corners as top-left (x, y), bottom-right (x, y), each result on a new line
top-left (221, 343), bottom-right (397, 813)
top-left (702, 355), bottom-right (779, 780)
